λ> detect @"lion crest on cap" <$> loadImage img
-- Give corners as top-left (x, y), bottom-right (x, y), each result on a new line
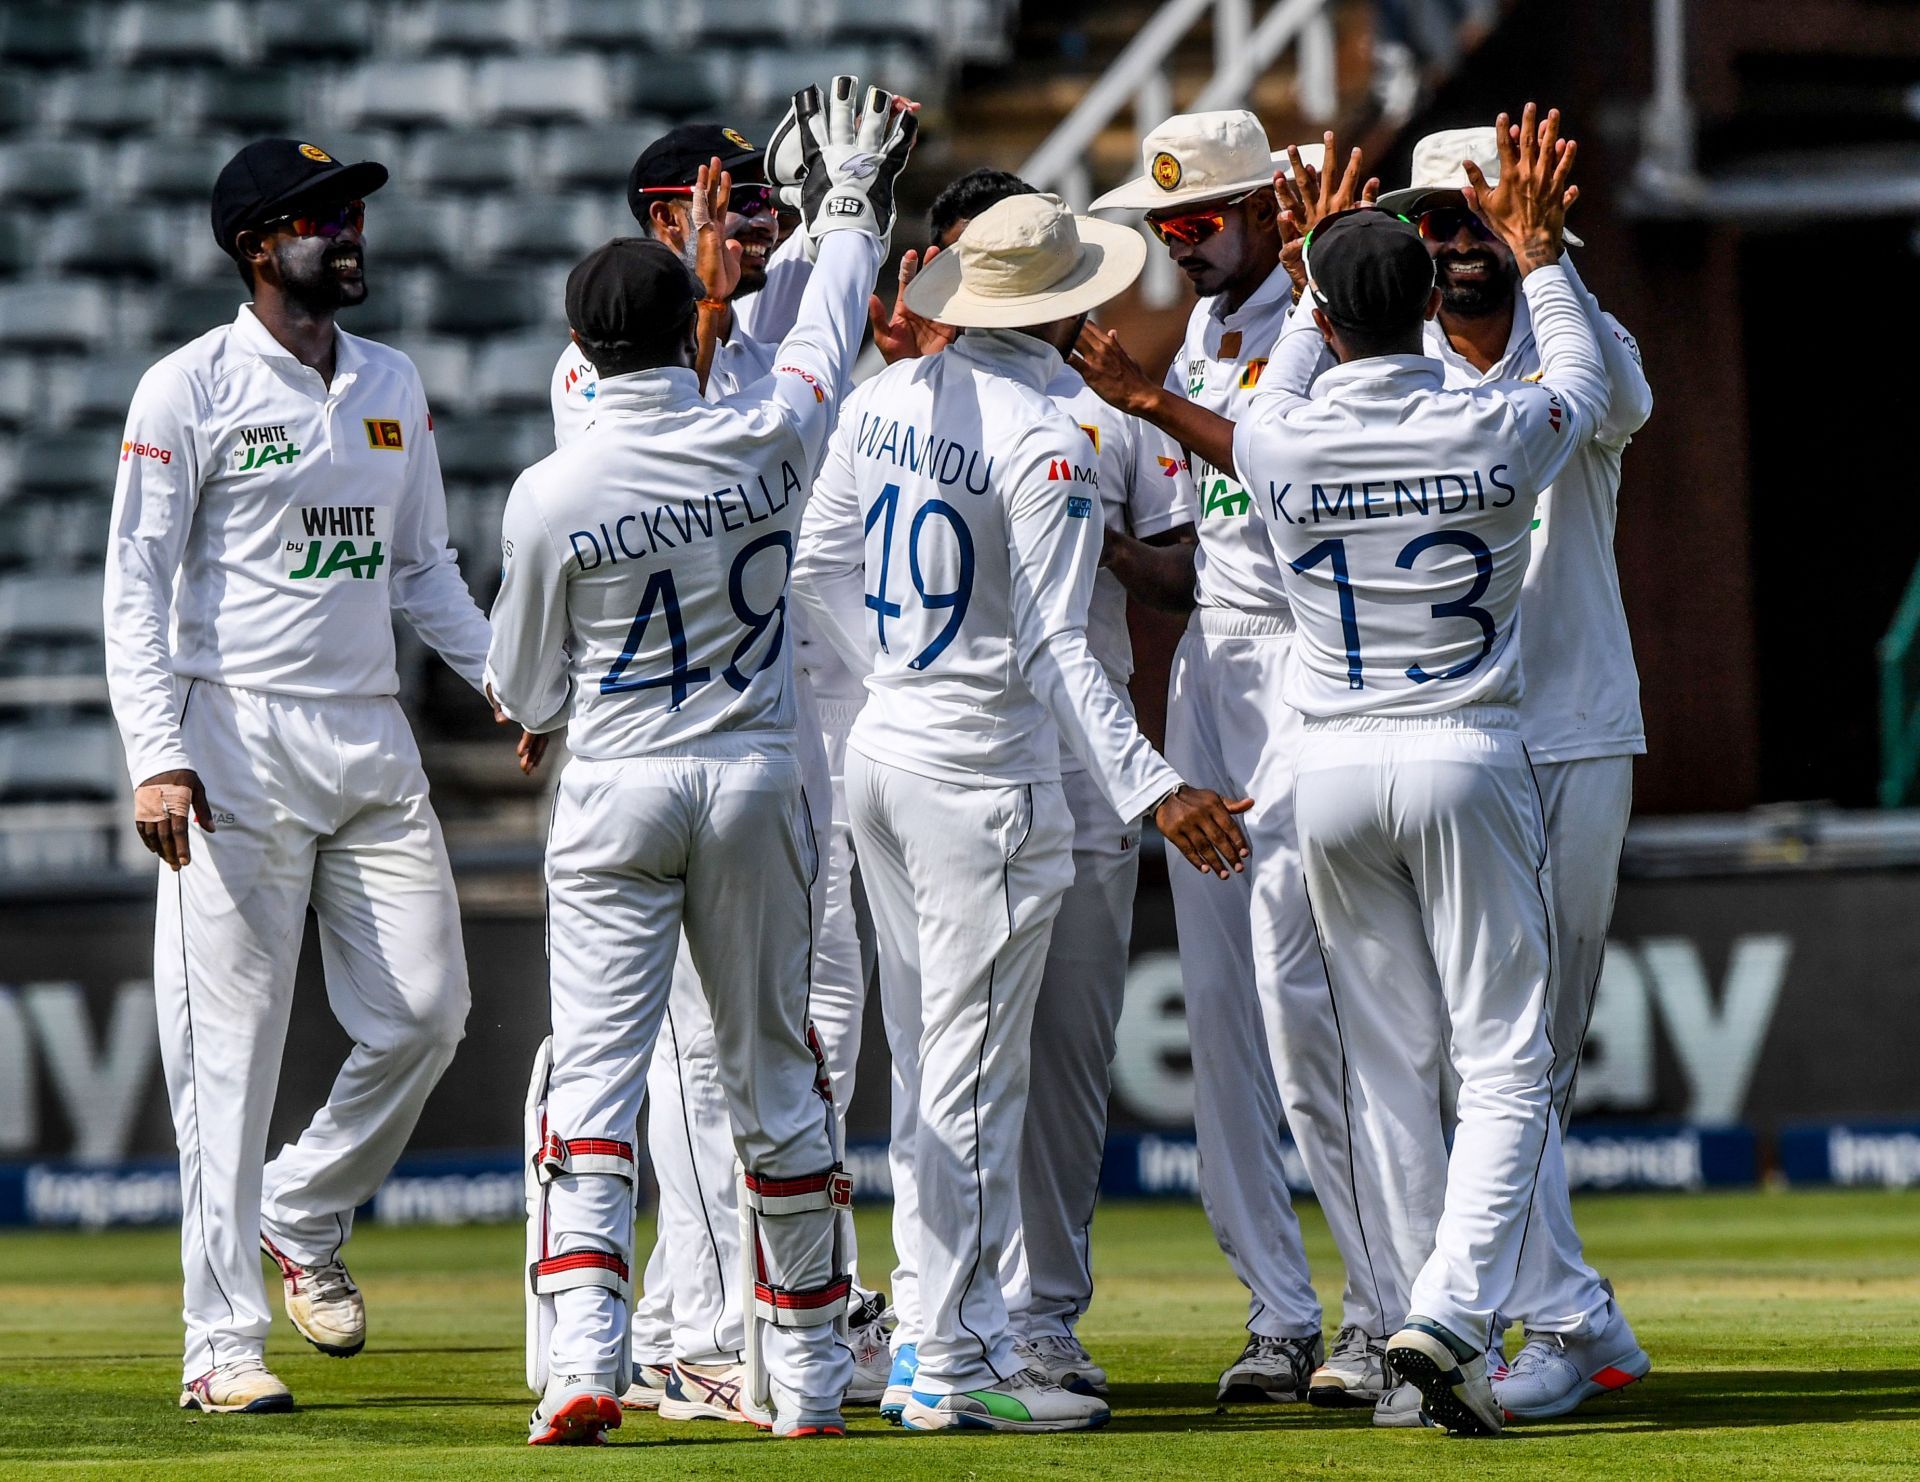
top-left (722, 128), bottom-right (753, 150)
top-left (1151, 151), bottom-right (1182, 190)
top-left (297, 143), bottom-right (333, 163)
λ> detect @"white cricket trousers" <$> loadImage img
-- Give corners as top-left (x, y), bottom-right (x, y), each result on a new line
top-left (154, 679), bottom-right (468, 1384)
top-left (1162, 611), bottom-right (1342, 1340)
top-left (1294, 710), bottom-right (1557, 1350)
top-left (1500, 754), bottom-right (1633, 1335)
top-left (1002, 764), bottom-right (1139, 1340)
top-left (849, 750), bottom-right (1074, 1393)
top-left (542, 737), bottom-right (849, 1407)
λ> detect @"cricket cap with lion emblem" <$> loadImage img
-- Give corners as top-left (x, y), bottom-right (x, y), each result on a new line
top-left (1377, 126), bottom-right (1583, 246)
top-left (1090, 110), bottom-right (1321, 212)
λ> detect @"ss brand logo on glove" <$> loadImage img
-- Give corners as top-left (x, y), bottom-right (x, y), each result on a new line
top-left (836, 151), bottom-right (881, 180)
top-left (826, 197), bottom-right (863, 216)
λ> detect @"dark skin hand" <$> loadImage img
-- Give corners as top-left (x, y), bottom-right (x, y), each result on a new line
top-left (1071, 321), bottom-right (1239, 479)
top-left (868, 245), bottom-right (958, 363)
top-left (1101, 522), bottom-right (1198, 613)
top-left (1274, 130), bottom-right (1380, 296)
top-left (134, 768), bottom-right (214, 871)
top-left (1155, 785), bottom-right (1255, 878)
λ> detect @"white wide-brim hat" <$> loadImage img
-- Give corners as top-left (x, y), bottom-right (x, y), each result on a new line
top-left (1089, 110), bottom-right (1322, 212)
top-left (904, 192), bottom-right (1147, 329)
top-left (1376, 125), bottom-right (1583, 246)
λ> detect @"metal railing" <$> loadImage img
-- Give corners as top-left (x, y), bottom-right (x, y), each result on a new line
top-left (1018, 0), bottom-right (1337, 306)
top-left (1878, 557), bottom-right (1920, 808)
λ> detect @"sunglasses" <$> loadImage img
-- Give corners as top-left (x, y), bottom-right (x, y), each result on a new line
top-left (260, 199), bottom-right (364, 239)
top-left (638, 183), bottom-right (776, 220)
top-left (1417, 207), bottom-right (1496, 244)
top-left (1146, 188), bottom-right (1262, 247)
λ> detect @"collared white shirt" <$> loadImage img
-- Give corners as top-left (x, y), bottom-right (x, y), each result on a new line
top-left (104, 304), bottom-right (488, 784)
top-left (1232, 265), bottom-right (1609, 719)
top-left (487, 231), bottom-right (880, 758)
top-left (1423, 253), bottom-right (1651, 761)
top-left (793, 329), bottom-right (1179, 823)
top-left (1164, 261), bottom-right (1299, 619)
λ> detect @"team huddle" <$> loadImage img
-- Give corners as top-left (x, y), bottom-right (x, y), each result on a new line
top-left (104, 67), bottom-right (1652, 1445)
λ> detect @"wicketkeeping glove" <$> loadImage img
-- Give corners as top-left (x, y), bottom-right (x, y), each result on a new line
top-left (782, 76), bottom-right (916, 243)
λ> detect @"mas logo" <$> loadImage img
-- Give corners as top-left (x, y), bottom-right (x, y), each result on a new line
top-left (1047, 458), bottom-right (1098, 485)
top-left (364, 418), bottom-right (405, 450)
top-left (121, 439), bottom-right (172, 465)
top-left (231, 423), bottom-right (301, 473)
top-left (1151, 151), bottom-right (1182, 190)
top-left (298, 143), bottom-right (333, 162)
top-left (281, 504), bottom-right (387, 581)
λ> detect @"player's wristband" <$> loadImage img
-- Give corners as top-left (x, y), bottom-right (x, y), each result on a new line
top-left (698, 298), bottom-right (730, 312)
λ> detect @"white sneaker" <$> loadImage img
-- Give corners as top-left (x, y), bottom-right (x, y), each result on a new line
top-left (178, 1357), bottom-right (293, 1414)
top-left (619, 1361), bottom-right (673, 1410)
top-left (770, 1377), bottom-right (848, 1438)
top-left (1493, 1300), bottom-right (1650, 1420)
top-left (1386, 1318), bottom-right (1501, 1437)
top-left (261, 1235), bottom-right (365, 1358)
top-left (659, 1360), bottom-right (762, 1424)
top-left (845, 1291), bottom-right (895, 1404)
top-left (1216, 1331), bottom-right (1324, 1403)
top-left (1371, 1380), bottom-right (1434, 1428)
top-left (527, 1371), bottom-right (622, 1446)
top-left (901, 1367), bottom-right (1110, 1433)
top-left (1019, 1334), bottom-right (1109, 1398)
top-left (1308, 1324), bottom-right (1389, 1408)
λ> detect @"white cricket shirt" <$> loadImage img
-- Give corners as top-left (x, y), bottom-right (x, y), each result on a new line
top-left (1231, 264), bottom-right (1608, 719)
top-left (1165, 261), bottom-right (1299, 619)
top-left (792, 330), bottom-right (1180, 823)
top-left (104, 304), bottom-right (489, 785)
top-left (1424, 253), bottom-right (1651, 762)
top-left (486, 231), bottom-right (880, 757)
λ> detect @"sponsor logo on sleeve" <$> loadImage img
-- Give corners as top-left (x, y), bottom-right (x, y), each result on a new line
top-left (777, 365), bottom-right (826, 402)
top-left (230, 423), bottom-right (301, 473)
top-left (1067, 495), bottom-right (1093, 519)
top-left (1156, 454), bottom-right (1185, 477)
top-left (1047, 458), bottom-right (1098, 485)
top-left (280, 504), bottom-right (387, 581)
top-left (364, 418), bottom-right (405, 450)
top-left (121, 439), bottom-right (172, 465)
top-left (1547, 392), bottom-right (1564, 433)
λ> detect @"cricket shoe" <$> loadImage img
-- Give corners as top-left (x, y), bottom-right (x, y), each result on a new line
top-left (261, 1234), bottom-right (365, 1357)
top-left (619, 1361), bottom-right (674, 1410)
top-left (771, 1379), bottom-right (847, 1438)
top-left (1216, 1331), bottom-right (1324, 1404)
top-left (1372, 1381), bottom-right (1435, 1428)
top-left (528, 1371), bottom-right (622, 1445)
top-left (1493, 1301), bottom-right (1650, 1420)
top-left (659, 1360), bottom-right (767, 1426)
top-left (879, 1341), bottom-right (917, 1424)
top-left (178, 1357), bottom-right (293, 1414)
top-left (1017, 1334), bottom-right (1109, 1398)
top-left (1308, 1324), bottom-right (1390, 1408)
top-left (845, 1290), bottom-right (896, 1404)
top-left (901, 1368), bottom-right (1110, 1433)
top-left (1386, 1317), bottom-right (1502, 1437)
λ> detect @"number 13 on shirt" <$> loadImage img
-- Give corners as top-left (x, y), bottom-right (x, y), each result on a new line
top-left (1288, 530), bottom-right (1497, 689)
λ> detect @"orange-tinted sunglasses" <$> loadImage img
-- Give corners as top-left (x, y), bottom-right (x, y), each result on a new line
top-left (261, 199), bottom-right (365, 239)
top-left (1146, 188), bottom-right (1261, 247)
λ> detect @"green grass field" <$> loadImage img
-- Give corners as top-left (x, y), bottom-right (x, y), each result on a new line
top-left (2, 1190), bottom-right (1917, 1478)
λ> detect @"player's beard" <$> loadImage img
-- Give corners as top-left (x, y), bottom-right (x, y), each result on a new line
top-left (272, 235), bottom-right (367, 315)
top-left (1435, 246), bottom-right (1516, 318)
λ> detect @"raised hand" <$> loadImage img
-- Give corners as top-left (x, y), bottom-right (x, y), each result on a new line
top-left (1275, 130), bottom-right (1380, 240)
top-left (1461, 102), bottom-right (1578, 273)
top-left (690, 157), bottom-right (744, 303)
top-left (868, 246), bottom-right (958, 362)
top-left (793, 75), bottom-right (919, 242)
top-left (1155, 784), bottom-right (1255, 879)
top-left (1069, 321), bottom-right (1158, 418)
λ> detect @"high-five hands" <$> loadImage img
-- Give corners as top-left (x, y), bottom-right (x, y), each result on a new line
top-left (869, 245), bottom-right (958, 362)
top-left (769, 75), bottom-right (919, 243)
top-left (689, 156), bottom-right (744, 304)
top-left (1156, 784), bottom-right (1255, 880)
top-left (1461, 103), bottom-right (1578, 274)
top-left (1275, 130), bottom-right (1380, 295)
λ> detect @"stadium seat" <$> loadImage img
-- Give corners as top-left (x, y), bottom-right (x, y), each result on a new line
top-left (45, 211), bottom-right (171, 282)
top-left (152, 280), bottom-right (246, 344)
top-left (53, 70), bottom-right (176, 140)
top-left (302, 129), bottom-right (403, 177)
top-left (473, 330), bottom-right (567, 411)
top-left (193, 68), bottom-right (308, 134)
top-left (113, 3), bottom-right (250, 68)
top-left (0, 570), bottom-right (105, 642)
top-left (432, 412), bottom-right (552, 481)
top-left (384, 335), bottom-right (471, 408)
top-left (0, 216), bottom-right (33, 278)
top-left (0, 356), bottom-right (34, 428)
top-left (0, 6), bottom-right (99, 70)
top-left (738, 47), bottom-right (877, 112)
top-left (538, 121), bottom-right (669, 193)
top-left (256, 0), bottom-right (377, 63)
top-left (475, 54), bottom-right (617, 126)
top-left (335, 286), bottom-right (407, 339)
top-left (14, 432), bottom-right (124, 499)
top-left (0, 140), bottom-right (102, 207)
top-left (421, 269), bottom-right (551, 336)
top-left (62, 353), bottom-right (155, 431)
top-left (410, 127), bottom-right (536, 193)
top-left (119, 137), bottom-right (245, 205)
top-left (0, 720), bottom-right (123, 803)
top-left (483, 195), bottom-right (608, 263)
top-left (0, 492), bottom-right (112, 571)
top-left (0, 281), bottom-right (113, 351)
top-left (542, 0), bottom-right (687, 52)
top-left (0, 71), bottom-right (36, 135)
top-left (395, 0), bottom-right (537, 57)
top-left (335, 59), bottom-right (474, 130)
top-left (363, 196), bottom-right (463, 267)
top-left (625, 53), bottom-right (736, 119)
top-left (830, 0), bottom-right (947, 45)
top-left (690, 0), bottom-right (812, 46)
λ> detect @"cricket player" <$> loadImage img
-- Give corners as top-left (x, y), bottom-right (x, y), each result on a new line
top-left (868, 167), bottom-right (1199, 1398)
top-left (545, 122), bottom-right (891, 1420)
top-left (793, 192), bottom-right (1253, 1433)
top-left (488, 80), bottom-right (915, 1444)
top-left (1078, 112), bottom-right (1377, 1412)
top-left (1378, 126), bottom-right (1653, 1417)
top-left (1144, 106), bottom-right (1609, 1434)
top-left (105, 139), bottom-right (530, 1414)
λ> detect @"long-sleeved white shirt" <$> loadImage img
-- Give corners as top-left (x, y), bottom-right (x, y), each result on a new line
top-left (1231, 263), bottom-right (1608, 719)
top-left (104, 304), bottom-right (489, 784)
top-left (486, 230), bottom-right (880, 756)
top-left (792, 329), bottom-right (1180, 822)
top-left (1423, 252), bottom-right (1651, 761)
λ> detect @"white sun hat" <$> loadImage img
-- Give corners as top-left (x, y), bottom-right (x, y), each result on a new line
top-left (1089, 110), bottom-right (1322, 213)
top-left (903, 192), bottom-right (1147, 329)
top-left (1376, 125), bottom-right (1583, 245)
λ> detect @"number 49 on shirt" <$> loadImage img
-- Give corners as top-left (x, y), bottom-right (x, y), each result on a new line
top-left (863, 481), bottom-right (974, 671)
